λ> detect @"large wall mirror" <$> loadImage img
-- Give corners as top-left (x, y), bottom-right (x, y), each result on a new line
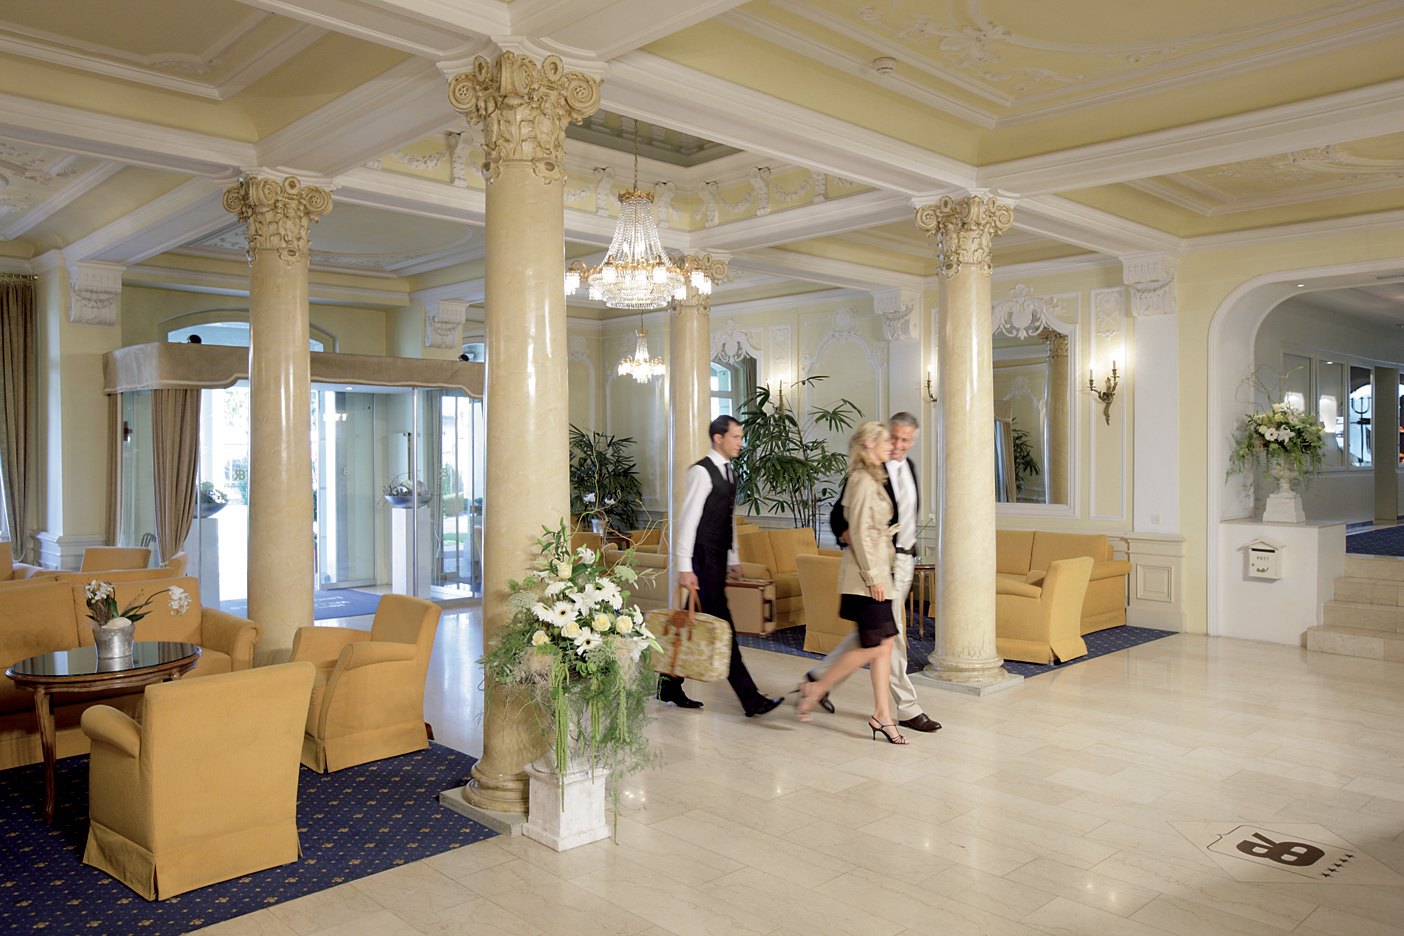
top-left (992, 289), bottom-right (1076, 512)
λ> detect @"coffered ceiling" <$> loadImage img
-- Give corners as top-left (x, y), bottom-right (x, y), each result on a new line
top-left (0, 0), bottom-right (1399, 319)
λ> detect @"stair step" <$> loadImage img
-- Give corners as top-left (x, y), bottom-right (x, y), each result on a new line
top-left (1333, 577), bottom-right (1404, 606)
top-left (1306, 625), bottom-right (1404, 662)
top-left (1321, 600), bottom-right (1404, 631)
top-left (1344, 554), bottom-right (1404, 582)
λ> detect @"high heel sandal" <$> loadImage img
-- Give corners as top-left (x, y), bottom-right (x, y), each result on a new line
top-left (796, 682), bottom-right (820, 722)
top-left (868, 717), bottom-right (909, 745)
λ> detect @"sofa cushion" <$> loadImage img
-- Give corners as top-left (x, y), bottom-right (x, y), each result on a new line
top-left (995, 530), bottom-right (1035, 576)
top-left (0, 581), bottom-right (85, 670)
top-left (72, 576), bottom-right (203, 647)
top-left (1030, 532), bottom-right (1110, 574)
top-left (0, 574), bottom-right (57, 590)
top-left (769, 528), bottom-right (818, 575)
top-left (54, 568), bottom-right (176, 588)
top-left (737, 530), bottom-right (776, 572)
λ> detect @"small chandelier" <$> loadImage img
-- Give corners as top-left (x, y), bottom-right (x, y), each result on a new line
top-left (618, 313), bottom-right (665, 383)
top-left (566, 133), bottom-right (711, 309)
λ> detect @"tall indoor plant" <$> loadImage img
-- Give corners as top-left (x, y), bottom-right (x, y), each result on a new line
top-left (732, 377), bottom-right (863, 531)
top-left (568, 427), bottom-right (644, 533)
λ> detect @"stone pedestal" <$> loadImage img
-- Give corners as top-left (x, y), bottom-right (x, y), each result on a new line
top-left (224, 174), bottom-right (331, 664)
top-left (914, 191), bottom-right (1015, 690)
top-left (522, 761), bottom-right (610, 851)
top-left (1263, 492), bottom-right (1306, 524)
top-left (448, 50), bottom-right (600, 815)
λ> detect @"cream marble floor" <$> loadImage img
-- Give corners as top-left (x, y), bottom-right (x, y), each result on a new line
top-left (192, 622), bottom-right (1404, 936)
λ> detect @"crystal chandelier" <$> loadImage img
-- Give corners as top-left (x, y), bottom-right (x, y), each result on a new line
top-left (565, 134), bottom-right (711, 310)
top-left (617, 313), bottom-right (665, 383)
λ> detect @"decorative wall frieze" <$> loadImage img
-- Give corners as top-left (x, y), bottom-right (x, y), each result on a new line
top-left (653, 181), bottom-right (675, 228)
top-left (68, 260), bottom-right (124, 327)
top-left (914, 190), bottom-right (1015, 278)
top-left (446, 51), bottom-right (601, 185)
top-left (873, 286), bottom-right (919, 341)
top-left (1121, 251), bottom-right (1177, 316)
top-left (222, 174), bottom-right (332, 265)
top-left (992, 283), bottom-right (1068, 339)
top-left (712, 318), bottom-right (763, 363)
top-left (426, 299), bottom-right (468, 350)
top-left (752, 167), bottom-right (771, 216)
top-left (592, 167), bottom-right (615, 214)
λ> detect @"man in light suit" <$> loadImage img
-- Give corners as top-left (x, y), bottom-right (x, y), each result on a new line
top-left (804, 412), bottom-right (941, 732)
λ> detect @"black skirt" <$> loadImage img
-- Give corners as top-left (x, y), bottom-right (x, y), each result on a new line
top-left (838, 594), bottom-right (899, 649)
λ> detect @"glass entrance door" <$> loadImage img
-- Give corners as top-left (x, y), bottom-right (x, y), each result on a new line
top-left (315, 390), bottom-right (377, 588)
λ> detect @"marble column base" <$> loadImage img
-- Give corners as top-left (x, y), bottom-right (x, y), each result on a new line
top-left (1263, 492), bottom-right (1305, 524)
top-left (437, 786), bottom-right (525, 837)
top-left (522, 761), bottom-right (610, 852)
top-left (912, 667), bottom-right (1024, 696)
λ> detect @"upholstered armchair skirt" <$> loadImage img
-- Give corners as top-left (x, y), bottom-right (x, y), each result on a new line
top-left (995, 556), bottom-right (1094, 665)
top-left (289, 594), bottom-right (441, 772)
top-left (81, 662), bottom-right (315, 900)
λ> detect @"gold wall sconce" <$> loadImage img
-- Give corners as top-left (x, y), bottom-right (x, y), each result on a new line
top-left (924, 369), bottom-right (937, 403)
top-left (1088, 362), bottom-right (1120, 425)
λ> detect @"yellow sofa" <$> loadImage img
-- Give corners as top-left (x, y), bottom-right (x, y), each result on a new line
top-left (995, 530), bottom-right (1131, 634)
top-left (996, 557), bottom-right (1094, 664)
top-left (736, 527), bottom-right (841, 631)
top-left (603, 546), bottom-right (668, 614)
top-left (0, 574), bottom-right (262, 770)
top-left (82, 662), bottom-right (314, 900)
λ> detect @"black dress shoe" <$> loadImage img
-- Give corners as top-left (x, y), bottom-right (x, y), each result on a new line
top-left (658, 686), bottom-right (703, 709)
top-left (804, 672), bottom-right (835, 714)
top-left (744, 696), bottom-right (784, 718)
top-left (898, 713), bottom-right (942, 732)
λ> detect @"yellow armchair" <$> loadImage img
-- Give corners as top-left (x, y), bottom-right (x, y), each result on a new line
top-left (0, 539), bottom-right (42, 580)
top-left (81, 662), bottom-right (315, 900)
top-left (794, 553), bottom-right (845, 654)
top-left (995, 556), bottom-right (1094, 664)
top-left (289, 594), bottom-right (441, 772)
top-left (80, 546), bottom-right (151, 572)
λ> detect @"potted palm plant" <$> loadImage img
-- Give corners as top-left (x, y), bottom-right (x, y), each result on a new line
top-left (568, 427), bottom-right (643, 535)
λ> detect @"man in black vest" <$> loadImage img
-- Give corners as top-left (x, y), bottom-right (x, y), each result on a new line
top-left (658, 415), bottom-right (784, 717)
top-left (806, 412), bottom-right (940, 732)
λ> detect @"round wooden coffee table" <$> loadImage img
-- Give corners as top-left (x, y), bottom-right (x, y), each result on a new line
top-left (6, 641), bottom-right (201, 823)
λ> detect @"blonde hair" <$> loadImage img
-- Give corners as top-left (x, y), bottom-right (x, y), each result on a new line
top-left (847, 421), bottom-right (889, 480)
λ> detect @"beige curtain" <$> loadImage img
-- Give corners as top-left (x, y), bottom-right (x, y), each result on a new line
top-left (0, 277), bottom-right (36, 561)
top-left (151, 389), bottom-right (201, 564)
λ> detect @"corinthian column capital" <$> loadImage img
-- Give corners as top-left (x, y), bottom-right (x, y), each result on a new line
top-left (671, 253), bottom-right (729, 318)
top-left (913, 190), bottom-right (1015, 278)
top-left (447, 51), bottom-right (601, 184)
top-left (222, 175), bottom-right (332, 265)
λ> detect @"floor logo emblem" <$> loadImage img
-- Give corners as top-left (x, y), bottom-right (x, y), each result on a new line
top-left (1172, 822), bottom-right (1403, 885)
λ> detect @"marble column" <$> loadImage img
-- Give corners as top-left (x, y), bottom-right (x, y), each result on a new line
top-left (1042, 328), bottom-right (1070, 505)
top-left (447, 51), bottom-right (600, 815)
top-left (914, 192), bottom-right (1017, 692)
top-left (669, 254), bottom-right (728, 592)
top-left (223, 175), bottom-right (331, 664)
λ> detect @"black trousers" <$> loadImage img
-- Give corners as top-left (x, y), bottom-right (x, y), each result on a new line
top-left (660, 547), bottom-right (763, 710)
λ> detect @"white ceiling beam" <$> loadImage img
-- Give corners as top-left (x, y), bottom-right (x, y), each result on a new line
top-left (62, 179), bottom-right (234, 266)
top-left (1014, 195), bottom-right (1182, 257)
top-left (520, 0), bottom-right (750, 61)
top-left (981, 77), bottom-right (1404, 196)
top-left (686, 190), bottom-right (916, 252)
top-left (236, 0), bottom-right (504, 58)
top-left (732, 246), bottom-right (924, 293)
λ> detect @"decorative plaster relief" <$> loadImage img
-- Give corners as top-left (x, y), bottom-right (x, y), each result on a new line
top-left (1122, 253), bottom-right (1176, 317)
top-left (1208, 145), bottom-right (1404, 182)
top-left (874, 287), bottom-right (918, 341)
top-left (653, 181), bottom-right (675, 228)
top-left (68, 260), bottom-right (123, 327)
top-left (801, 306), bottom-right (886, 378)
top-left (712, 318), bottom-right (763, 363)
top-left (992, 283), bottom-right (1069, 339)
top-left (593, 167), bottom-right (616, 214)
top-left (567, 333), bottom-right (589, 361)
top-left (751, 167), bottom-right (771, 216)
top-left (770, 325), bottom-right (792, 364)
top-left (222, 174), bottom-right (332, 265)
top-left (426, 299), bottom-right (468, 349)
top-left (914, 192), bottom-right (1014, 278)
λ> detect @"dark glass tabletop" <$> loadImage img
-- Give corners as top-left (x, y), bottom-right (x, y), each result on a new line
top-left (6, 641), bottom-right (201, 678)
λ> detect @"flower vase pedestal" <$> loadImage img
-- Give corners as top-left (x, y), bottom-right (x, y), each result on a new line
top-left (1263, 456), bottom-right (1305, 524)
top-left (522, 749), bottom-right (610, 852)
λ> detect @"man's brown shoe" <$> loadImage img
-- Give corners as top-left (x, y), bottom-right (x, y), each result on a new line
top-left (898, 713), bottom-right (941, 732)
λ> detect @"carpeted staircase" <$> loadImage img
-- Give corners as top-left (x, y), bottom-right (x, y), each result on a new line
top-left (1308, 554), bottom-right (1404, 660)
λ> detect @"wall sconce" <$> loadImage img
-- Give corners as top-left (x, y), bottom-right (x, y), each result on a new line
top-left (924, 369), bottom-right (937, 403)
top-left (769, 379), bottom-right (790, 412)
top-left (1088, 361), bottom-right (1120, 425)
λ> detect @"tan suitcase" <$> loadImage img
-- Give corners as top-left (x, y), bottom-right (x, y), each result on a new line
top-left (726, 578), bottom-right (778, 635)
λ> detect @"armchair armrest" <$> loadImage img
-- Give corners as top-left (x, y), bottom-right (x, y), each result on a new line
top-left (11, 561), bottom-right (43, 579)
top-left (199, 608), bottom-right (263, 671)
top-left (737, 562), bottom-right (770, 579)
top-left (1090, 560), bottom-right (1133, 580)
top-left (290, 626), bottom-right (371, 669)
top-left (339, 640), bottom-right (417, 672)
top-left (81, 705), bottom-right (141, 759)
top-left (818, 548), bottom-right (843, 558)
top-left (1024, 570), bottom-right (1046, 587)
top-left (997, 579), bottom-right (1043, 599)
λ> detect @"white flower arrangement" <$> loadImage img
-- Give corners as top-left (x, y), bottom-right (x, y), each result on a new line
top-left (83, 580), bottom-right (192, 627)
top-left (1229, 379), bottom-right (1326, 486)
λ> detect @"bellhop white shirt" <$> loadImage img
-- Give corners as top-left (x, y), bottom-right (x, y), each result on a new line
top-left (887, 457), bottom-right (916, 551)
top-left (675, 449), bottom-right (741, 567)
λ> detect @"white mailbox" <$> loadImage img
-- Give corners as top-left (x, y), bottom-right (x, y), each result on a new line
top-left (1244, 537), bottom-right (1284, 580)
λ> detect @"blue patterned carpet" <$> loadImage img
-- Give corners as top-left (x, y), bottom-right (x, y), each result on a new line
top-left (0, 743), bottom-right (494, 935)
top-left (737, 620), bottom-right (1175, 678)
top-left (1345, 526), bottom-right (1404, 557)
top-left (220, 587), bottom-right (383, 621)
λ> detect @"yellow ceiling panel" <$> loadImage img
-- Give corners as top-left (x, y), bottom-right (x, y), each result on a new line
top-left (1, 0), bottom-right (264, 57)
top-left (643, 20), bottom-right (983, 163)
top-left (770, 236), bottom-right (932, 276)
top-left (22, 166), bottom-right (189, 249)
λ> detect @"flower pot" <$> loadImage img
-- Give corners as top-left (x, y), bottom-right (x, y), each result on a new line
top-left (385, 494), bottom-right (433, 508)
top-left (197, 499), bottom-right (226, 519)
top-left (91, 621), bottom-right (135, 659)
top-left (1262, 451), bottom-right (1306, 524)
